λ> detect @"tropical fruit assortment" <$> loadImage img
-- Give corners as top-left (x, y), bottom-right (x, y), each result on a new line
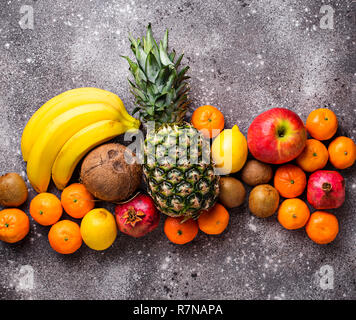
top-left (1, 25), bottom-right (355, 254)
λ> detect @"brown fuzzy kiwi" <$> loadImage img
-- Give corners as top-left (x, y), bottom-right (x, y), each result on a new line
top-left (219, 177), bottom-right (246, 208)
top-left (249, 184), bottom-right (279, 218)
top-left (80, 143), bottom-right (142, 202)
top-left (241, 160), bottom-right (273, 186)
top-left (0, 173), bottom-right (28, 207)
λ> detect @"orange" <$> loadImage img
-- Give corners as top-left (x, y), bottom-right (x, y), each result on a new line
top-left (61, 183), bottom-right (95, 219)
top-left (277, 198), bottom-right (310, 230)
top-left (328, 136), bottom-right (356, 169)
top-left (296, 139), bottom-right (328, 172)
top-left (197, 203), bottom-right (229, 235)
top-left (191, 105), bottom-right (225, 138)
top-left (274, 164), bottom-right (307, 198)
top-left (48, 220), bottom-right (82, 254)
top-left (0, 209), bottom-right (30, 243)
top-left (164, 217), bottom-right (198, 244)
top-left (306, 108), bottom-right (338, 141)
top-left (305, 211), bottom-right (339, 244)
top-left (30, 193), bottom-right (63, 226)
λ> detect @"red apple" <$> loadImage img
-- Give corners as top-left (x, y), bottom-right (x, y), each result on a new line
top-left (247, 108), bottom-right (307, 164)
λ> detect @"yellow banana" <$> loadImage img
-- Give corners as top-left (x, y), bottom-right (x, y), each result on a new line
top-left (52, 120), bottom-right (128, 190)
top-left (21, 87), bottom-right (140, 161)
top-left (27, 103), bottom-right (124, 193)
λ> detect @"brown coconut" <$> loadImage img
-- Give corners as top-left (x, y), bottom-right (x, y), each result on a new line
top-left (80, 143), bottom-right (142, 202)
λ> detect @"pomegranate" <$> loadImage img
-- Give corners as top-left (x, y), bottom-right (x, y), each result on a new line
top-left (115, 193), bottom-right (160, 238)
top-left (307, 170), bottom-right (345, 209)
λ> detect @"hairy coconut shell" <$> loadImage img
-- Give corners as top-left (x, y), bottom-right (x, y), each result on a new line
top-left (80, 143), bottom-right (142, 202)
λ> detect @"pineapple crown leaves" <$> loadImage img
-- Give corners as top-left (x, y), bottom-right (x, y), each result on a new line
top-left (122, 23), bottom-right (190, 126)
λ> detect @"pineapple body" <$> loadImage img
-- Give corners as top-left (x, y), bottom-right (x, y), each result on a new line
top-left (143, 123), bottom-right (219, 220)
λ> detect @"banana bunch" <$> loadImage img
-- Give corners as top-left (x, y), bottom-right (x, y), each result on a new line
top-left (22, 87), bottom-right (140, 193)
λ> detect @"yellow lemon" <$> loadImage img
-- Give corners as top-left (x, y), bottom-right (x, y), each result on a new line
top-left (80, 208), bottom-right (117, 251)
top-left (212, 125), bottom-right (248, 175)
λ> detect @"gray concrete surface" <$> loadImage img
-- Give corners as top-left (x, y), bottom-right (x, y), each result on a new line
top-left (0, 0), bottom-right (355, 300)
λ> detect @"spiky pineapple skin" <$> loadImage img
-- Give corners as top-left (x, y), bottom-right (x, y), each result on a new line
top-left (143, 123), bottom-right (220, 220)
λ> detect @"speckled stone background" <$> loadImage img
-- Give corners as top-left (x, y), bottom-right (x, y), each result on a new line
top-left (0, 0), bottom-right (355, 300)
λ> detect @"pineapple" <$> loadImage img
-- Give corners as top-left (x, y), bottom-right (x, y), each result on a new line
top-left (124, 24), bottom-right (220, 220)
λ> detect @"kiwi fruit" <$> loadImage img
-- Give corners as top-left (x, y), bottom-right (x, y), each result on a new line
top-left (249, 184), bottom-right (279, 218)
top-left (219, 177), bottom-right (246, 208)
top-left (0, 173), bottom-right (28, 207)
top-left (241, 160), bottom-right (273, 186)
